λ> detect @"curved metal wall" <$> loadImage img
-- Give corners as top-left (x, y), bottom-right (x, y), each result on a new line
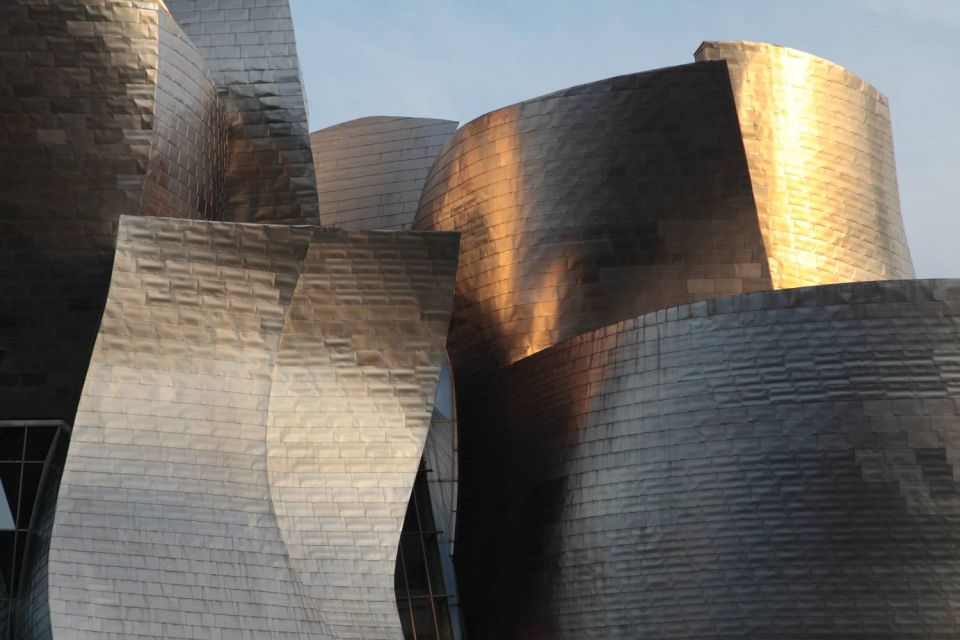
top-left (49, 217), bottom-right (328, 638)
top-left (141, 9), bottom-right (227, 220)
top-left (0, 0), bottom-right (163, 423)
top-left (455, 279), bottom-right (960, 639)
top-left (265, 228), bottom-right (458, 639)
top-left (310, 117), bottom-right (458, 230)
top-left (695, 41), bottom-right (915, 288)
top-left (49, 217), bottom-right (457, 639)
top-left (164, 0), bottom-right (320, 224)
top-left (413, 62), bottom-right (772, 378)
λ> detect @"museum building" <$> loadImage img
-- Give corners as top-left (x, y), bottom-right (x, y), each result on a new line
top-left (0, 1), bottom-right (957, 639)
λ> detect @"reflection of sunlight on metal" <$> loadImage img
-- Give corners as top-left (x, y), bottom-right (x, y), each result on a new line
top-left (696, 41), bottom-right (915, 288)
top-left (414, 61), bottom-right (773, 380)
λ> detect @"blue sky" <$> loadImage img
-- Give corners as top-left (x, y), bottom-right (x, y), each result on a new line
top-left (288, 0), bottom-right (959, 278)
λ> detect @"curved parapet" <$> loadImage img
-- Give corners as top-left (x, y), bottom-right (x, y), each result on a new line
top-left (310, 117), bottom-right (458, 230)
top-left (413, 62), bottom-right (772, 377)
top-left (695, 41), bottom-right (915, 287)
top-left (266, 229), bottom-right (458, 639)
top-left (49, 217), bottom-right (458, 639)
top-left (455, 279), bottom-right (960, 638)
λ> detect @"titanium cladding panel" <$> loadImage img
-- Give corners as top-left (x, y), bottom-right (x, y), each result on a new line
top-left (413, 62), bottom-right (772, 378)
top-left (455, 280), bottom-right (960, 639)
top-left (310, 117), bottom-right (458, 230)
top-left (695, 41), bottom-right (915, 288)
top-left (0, 0), bottom-right (161, 422)
top-left (141, 9), bottom-right (227, 220)
top-left (164, 0), bottom-right (320, 224)
top-left (49, 217), bottom-right (458, 639)
top-left (267, 229), bottom-right (459, 639)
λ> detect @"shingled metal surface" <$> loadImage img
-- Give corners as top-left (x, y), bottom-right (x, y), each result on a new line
top-left (48, 217), bottom-right (457, 639)
top-left (164, 0), bottom-right (319, 224)
top-left (0, 0), bottom-right (162, 423)
top-left (141, 10), bottom-right (227, 220)
top-left (412, 62), bottom-right (773, 381)
top-left (266, 229), bottom-right (459, 638)
top-left (695, 41), bottom-right (915, 288)
top-left (310, 117), bottom-right (458, 230)
top-left (455, 279), bottom-right (960, 639)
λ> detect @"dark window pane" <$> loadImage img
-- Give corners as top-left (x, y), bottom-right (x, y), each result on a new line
top-left (16, 464), bottom-right (42, 527)
top-left (0, 466), bottom-right (19, 528)
top-left (410, 597), bottom-right (438, 640)
top-left (397, 596), bottom-right (415, 639)
top-left (0, 429), bottom-right (24, 462)
top-left (0, 531), bottom-right (14, 596)
top-left (24, 426), bottom-right (56, 462)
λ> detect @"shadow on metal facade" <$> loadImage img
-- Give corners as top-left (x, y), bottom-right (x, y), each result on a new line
top-left (310, 117), bottom-right (458, 230)
top-left (455, 280), bottom-right (960, 638)
top-left (413, 62), bottom-right (774, 380)
top-left (164, 0), bottom-right (319, 224)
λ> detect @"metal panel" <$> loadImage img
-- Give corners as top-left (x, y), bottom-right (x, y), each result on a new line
top-left (0, 0), bottom-right (163, 423)
top-left (49, 217), bottom-right (326, 639)
top-left (48, 217), bottom-right (457, 639)
top-left (310, 117), bottom-right (458, 230)
top-left (412, 62), bottom-right (772, 380)
top-left (266, 228), bottom-right (459, 639)
top-left (695, 41), bottom-right (915, 287)
top-left (164, 0), bottom-right (320, 224)
top-left (141, 10), bottom-right (227, 220)
top-left (455, 279), bottom-right (960, 638)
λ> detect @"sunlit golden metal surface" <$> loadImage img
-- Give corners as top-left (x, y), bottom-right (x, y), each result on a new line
top-left (413, 62), bottom-right (772, 379)
top-left (695, 41), bottom-right (915, 288)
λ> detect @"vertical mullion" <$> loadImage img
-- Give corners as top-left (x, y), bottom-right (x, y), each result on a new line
top-left (397, 534), bottom-right (417, 639)
top-left (411, 474), bottom-right (442, 637)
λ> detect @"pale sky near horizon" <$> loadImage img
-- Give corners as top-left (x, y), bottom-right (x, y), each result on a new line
top-left (288, 0), bottom-right (959, 278)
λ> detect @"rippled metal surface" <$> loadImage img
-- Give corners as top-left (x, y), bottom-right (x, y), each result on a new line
top-left (455, 280), bottom-right (960, 639)
top-left (142, 10), bottom-right (227, 220)
top-left (413, 62), bottom-right (772, 379)
top-left (695, 41), bottom-right (915, 287)
top-left (49, 217), bottom-right (457, 639)
top-left (311, 117), bottom-right (458, 230)
top-left (165, 0), bottom-right (319, 224)
top-left (0, 0), bottom-right (163, 424)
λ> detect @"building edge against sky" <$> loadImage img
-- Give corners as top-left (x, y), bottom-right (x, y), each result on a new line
top-left (0, 1), bottom-right (957, 638)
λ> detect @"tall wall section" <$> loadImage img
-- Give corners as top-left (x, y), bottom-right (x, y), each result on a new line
top-left (695, 41), bottom-right (915, 288)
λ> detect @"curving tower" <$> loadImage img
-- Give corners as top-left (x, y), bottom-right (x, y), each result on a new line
top-left (413, 62), bottom-right (775, 378)
top-left (695, 41), bottom-right (915, 288)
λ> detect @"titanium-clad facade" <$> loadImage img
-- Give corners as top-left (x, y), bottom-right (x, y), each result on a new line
top-left (413, 62), bottom-right (774, 378)
top-left (164, 0), bottom-right (319, 224)
top-left (50, 217), bottom-right (457, 639)
top-left (311, 117), bottom-right (458, 230)
top-left (454, 280), bottom-right (960, 638)
top-left (695, 41), bottom-right (915, 288)
top-left (0, 5), bottom-right (955, 637)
